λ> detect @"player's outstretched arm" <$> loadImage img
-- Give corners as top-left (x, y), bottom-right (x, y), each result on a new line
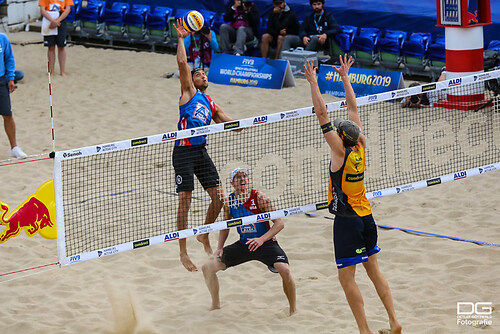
top-left (175, 19), bottom-right (196, 99)
top-left (301, 60), bottom-right (344, 155)
top-left (212, 103), bottom-right (244, 132)
top-left (334, 54), bottom-right (363, 132)
top-left (334, 54), bottom-right (366, 147)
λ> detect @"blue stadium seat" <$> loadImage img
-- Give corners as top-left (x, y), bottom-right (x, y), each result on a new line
top-left (487, 40), bottom-right (500, 53)
top-left (401, 32), bottom-right (431, 58)
top-left (329, 25), bottom-right (358, 62)
top-left (401, 32), bottom-right (431, 73)
top-left (66, 0), bottom-right (81, 34)
top-left (168, 8), bottom-right (191, 39)
top-left (377, 30), bottom-right (406, 54)
top-left (145, 6), bottom-right (172, 49)
top-left (199, 10), bottom-right (217, 29)
top-left (352, 27), bottom-right (381, 65)
top-left (427, 34), bottom-right (445, 63)
top-left (427, 34), bottom-right (446, 80)
top-left (377, 30), bottom-right (407, 68)
top-left (79, 0), bottom-right (106, 37)
top-left (124, 4), bottom-right (150, 42)
top-left (103, 2), bottom-right (130, 44)
top-left (210, 12), bottom-right (224, 35)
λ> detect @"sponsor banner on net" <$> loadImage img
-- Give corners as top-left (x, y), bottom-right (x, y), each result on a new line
top-left (98, 246), bottom-right (119, 257)
top-left (62, 150), bottom-right (83, 159)
top-left (479, 164), bottom-right (497, 174)
top-left (283, 206), bottom-right (304, 217)
top-left (280, 110), bottom-right (301, 120)
top-left (192, 225), bottom-right (215, 236)
top-left (456, 302), bottom-right (493, 327)
top-left (396, 184), bottom-right (415, 194)
top-left (96, 143), bottom-right (118, 153)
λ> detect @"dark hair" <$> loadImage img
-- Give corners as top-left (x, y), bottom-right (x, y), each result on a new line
top-left (310, 0), bottom-right (325, 4)
top-left (191, 68), bottom-right (204, 76)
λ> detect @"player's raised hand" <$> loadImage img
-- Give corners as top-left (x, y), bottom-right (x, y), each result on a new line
top-left (333, 54), bottom-right (354, 77)
top-left (300, 60), bottom-right (317, 84)
top-left (174, 18), bottom-right (189, 39)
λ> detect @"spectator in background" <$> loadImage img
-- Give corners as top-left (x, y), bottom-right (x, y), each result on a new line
top-left (260, 0), bottom-right (300, 59)
top-left (164, 25), bottom-right (219, 78)
top-left (402, 71), bottom-right (447, 108)
top-left (220, 0), bottom-right (260, 56)
top-left (401, 82), bottom-right (430, 108)
top-left (300, 0), bottom-right (341, 52)
top-left (0, 33), bottom-right (27, 159)
top-left (185, 25), bottom-right (219, 70)
top-left (39, 0), bottom-right (73, 76)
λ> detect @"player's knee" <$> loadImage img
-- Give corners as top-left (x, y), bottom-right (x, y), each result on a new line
top-left (201, 261), bottom-right (212, 274)
top-left (277, 264), bottom-right (291, 277)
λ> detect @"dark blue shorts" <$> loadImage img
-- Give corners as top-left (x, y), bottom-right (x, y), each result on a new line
top-left (221, 240), bottom-right (289, 273)
top-left (0, 76), bottom-right (12, 116)
top-left (43, 18), bottom-right (68, 47)
top-left (333, 213), bottom-right (380, 269)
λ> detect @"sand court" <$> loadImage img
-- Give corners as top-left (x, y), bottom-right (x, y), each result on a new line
top-left (0, 35), bottom-right (498, 333)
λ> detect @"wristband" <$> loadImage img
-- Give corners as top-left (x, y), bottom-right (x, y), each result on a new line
top-left (321, 122), bottom-right (333, 134)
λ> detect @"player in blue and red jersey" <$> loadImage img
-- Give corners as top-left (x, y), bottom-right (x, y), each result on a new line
top-left (202, 168), bottom-right (296, 316)
top-left (173, 19), bottom-right (241, 272)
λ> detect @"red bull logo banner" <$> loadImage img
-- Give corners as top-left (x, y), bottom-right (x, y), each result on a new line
top-left (0, 180), bottom-right (57, 243)
top-left (467, 0), bottom-right (479, 25)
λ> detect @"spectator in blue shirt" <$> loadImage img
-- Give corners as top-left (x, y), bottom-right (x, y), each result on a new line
top-left (0, 33), bottom-right (27, 159)
top-left (164, 26), bottom-right (219, 78)
top-left (184, 26), bottom-right (219, 70)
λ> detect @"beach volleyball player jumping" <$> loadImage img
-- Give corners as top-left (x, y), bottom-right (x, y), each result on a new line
top-left (172, 19), bottom-right (241, 272)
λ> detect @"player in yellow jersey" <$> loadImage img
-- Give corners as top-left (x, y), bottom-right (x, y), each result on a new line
top-left (302, 55), bottom-right (402, 334)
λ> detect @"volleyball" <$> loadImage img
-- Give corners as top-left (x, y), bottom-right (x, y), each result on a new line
top-left (182, 10), bottom-right (204, 33)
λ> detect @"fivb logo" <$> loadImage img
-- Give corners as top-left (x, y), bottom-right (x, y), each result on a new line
top-left (242, 58), bottom-right (254, 66)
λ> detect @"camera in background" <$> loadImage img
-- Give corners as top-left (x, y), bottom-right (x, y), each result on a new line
top-left (242, 0), bottom-right (253, 8)
top-left (196, 25), bottom-right (211, 35)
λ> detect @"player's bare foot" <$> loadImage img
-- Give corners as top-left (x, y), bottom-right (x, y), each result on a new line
top-left (390, 322), bottom-right (402, 334)
top-left (196, 234), bottom-right (213, 255)
top-left (289, 307), bottom-right (297, 316)
top-left (180, 253), bottom-right (197, 272)
top-left (209, 303), bottom-right (221, 311)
